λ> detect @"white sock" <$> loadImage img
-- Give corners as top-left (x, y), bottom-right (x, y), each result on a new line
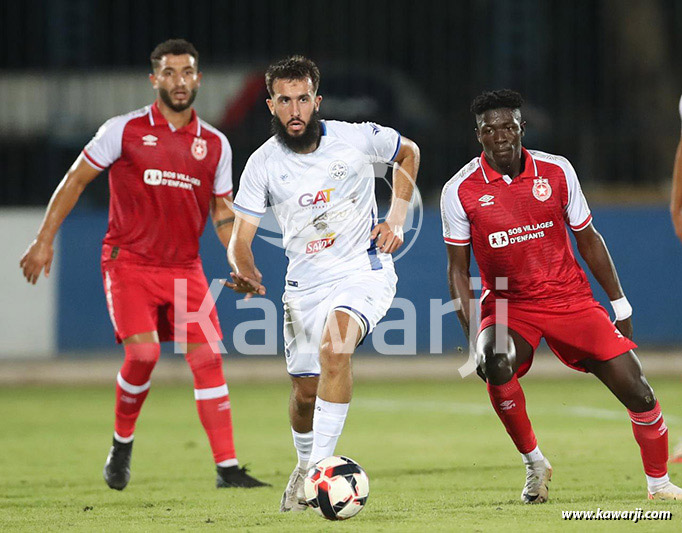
top-left (292, 428), bottom-right (313, 471)
top-left (521, 446), bottom-right (545, 465)
top-left (114, 432), bottom-right (134, 444)
top-left (646, 473), bottom-right (670, 493)
top-left (216, 458), bottom-right (239, 468)
top-left (308, 397), bottom-right (350, 467)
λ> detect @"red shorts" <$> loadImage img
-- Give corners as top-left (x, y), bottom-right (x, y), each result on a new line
top-left (478, 295), bottom-right (637, 377)
top-left (101, 245), bottom-right (222, 344)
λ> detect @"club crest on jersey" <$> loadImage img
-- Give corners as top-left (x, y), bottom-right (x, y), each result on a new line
top-left (532, 178), bottom-right (552, 202)
top-left (328, 160), bottom-right (348, 181)
top-left (191, 137), bottom-right (208, 160)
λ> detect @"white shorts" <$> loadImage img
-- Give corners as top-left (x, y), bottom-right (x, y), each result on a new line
top-left (282, 268), bottom-right (397, 376)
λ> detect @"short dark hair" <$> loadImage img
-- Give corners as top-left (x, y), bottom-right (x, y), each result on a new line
top-left (150, 39), bottom-right (199, 71)
top-left (470, 89), bottom-right (523, 115)
top-left (265, 55), bottom-right (320, 96)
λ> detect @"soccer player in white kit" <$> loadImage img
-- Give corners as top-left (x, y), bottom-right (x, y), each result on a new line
top-left (225, 56), bottom-right (420, 512)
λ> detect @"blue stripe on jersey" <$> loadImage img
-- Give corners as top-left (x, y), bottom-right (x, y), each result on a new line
top-left (367, 208), bottom-right (383, 270)
top-left (320, 121), bottom-right (327, 136)
top-left (289, 372), bottom-right (320, 377)
top-left (233, 203), bottom-right (266, 218)
top-left (390, 131), bottom-right (402, 161)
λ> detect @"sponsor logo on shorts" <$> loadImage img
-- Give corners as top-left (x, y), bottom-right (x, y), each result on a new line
top-left (306, 236), bottom-right (336, 254)
top-left (143, 169), bottom-right (201, 190)
top-left (191, 137), bottom-right (208, 160)
top-left (299, 188), bottom-right (335, 207)
top-left (532, 177), bottom-right (552, 202)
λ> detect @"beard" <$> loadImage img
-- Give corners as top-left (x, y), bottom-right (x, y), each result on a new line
top-left (271, 110), bottom-right (322, 153)
top-left (158, 87), bottom-right (198, 112)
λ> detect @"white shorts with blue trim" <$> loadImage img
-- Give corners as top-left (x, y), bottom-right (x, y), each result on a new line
top-left (282, 268), bottom-right (397, 376)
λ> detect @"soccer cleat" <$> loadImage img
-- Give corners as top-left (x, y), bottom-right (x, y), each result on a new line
top-left (521, 458), bottom-right (552, 504)
top-left (103, 437), bottom-right (133, 490)
top-left (648, 481), bottom-right (682, 501)
top-left (279, 467), bottom-right (308, 512)
top-left (216, 465), bottom-right (270, 488)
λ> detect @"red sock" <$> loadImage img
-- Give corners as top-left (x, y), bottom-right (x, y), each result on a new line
top-left (629, 401), bottom-right (668, 478)
top-left (114, 343), bottom-right (160, 439)
top-left (487, 375), bottom-right (537, 454)
top-left (185, 345), bottom-right (236, 464)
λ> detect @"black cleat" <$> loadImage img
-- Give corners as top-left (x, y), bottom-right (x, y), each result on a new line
top-left (103, 437), bottom-right (133, 490)
top-left (216, 465), bottom-right (271, 488)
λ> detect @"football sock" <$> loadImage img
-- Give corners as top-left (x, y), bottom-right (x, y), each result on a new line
top-left (114, 342), bottom-right (160, 439)
top-left (309, 397), bottom-right (349, 467)
top-left (292, 428), bottom-right (314, 470)
top-left (487, 375), bottom-right (538, 454)
top-left (185, 344), bottom-right (237, 466)
top-left (628, 401), bottom-right (668, 479)
top-left (521, 445), bottom-right (545, 465)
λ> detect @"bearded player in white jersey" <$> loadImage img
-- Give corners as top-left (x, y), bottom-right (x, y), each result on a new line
top-left (226, 56), bottom-right (420, 512)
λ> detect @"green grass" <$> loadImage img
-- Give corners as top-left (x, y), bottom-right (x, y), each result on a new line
top-left (2, 377), bottom-right (682, 531)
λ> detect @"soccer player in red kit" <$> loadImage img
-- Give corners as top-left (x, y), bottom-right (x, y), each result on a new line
top-left (442, 90), bottom-right (682, 503)
top-left (19, 39), bottom-right (267, 490)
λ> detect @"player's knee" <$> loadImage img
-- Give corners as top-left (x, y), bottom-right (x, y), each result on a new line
top-left (628, 380), bottom-right (657, 412)
top-left (319, 341), bottom-right (351, 375)
top-left (481, 348), bottom-right (513, 380)
top-left (124, 343), bottom-right (161, 364)
top-left (185, 344), bottom-right (222, 372)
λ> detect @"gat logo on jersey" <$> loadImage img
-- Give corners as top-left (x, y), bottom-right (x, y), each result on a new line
top-left (144, 169), bottom-right (163, 186)
top-left (488, 231), bottom-right (509, 248)
top-left (299, 188), bottom-right (335, 207)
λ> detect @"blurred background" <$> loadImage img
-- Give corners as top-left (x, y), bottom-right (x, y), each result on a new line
top-left (1, 0), bottom-right (682, 362)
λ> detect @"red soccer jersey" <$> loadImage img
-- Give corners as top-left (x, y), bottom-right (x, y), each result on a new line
top-left (441, 148), bottom-right (594, 305)
top-left (83, 102), bottom-right (232, 266)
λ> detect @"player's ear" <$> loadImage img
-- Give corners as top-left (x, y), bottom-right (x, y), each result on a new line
top-left (149, 73), bottom-right (157, 89)
top-left (266, 98), bottom-right (275, 115)
top-left (196, 71), bottom-right (202, 86)
top-left (475, 127), bottom-right (482, 144)
top-left (520, 121), bottom-right (526, 137)
top-left (315, 94), bottom-right (323, 111)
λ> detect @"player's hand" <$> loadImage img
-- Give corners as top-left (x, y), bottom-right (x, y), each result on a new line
top-left (19, 238), bottom-right (54, 285)
top-left (370, 221), bottom-right (404, 254)
top-left (224, 271), bottom-right (266, 300)
top-left (615, 317), bottom-right (633, 340)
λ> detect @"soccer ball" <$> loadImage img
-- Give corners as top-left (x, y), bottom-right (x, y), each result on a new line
top-left (304, 456), bottom-right (369, 520)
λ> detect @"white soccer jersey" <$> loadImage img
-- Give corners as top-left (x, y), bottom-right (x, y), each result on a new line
top-left (234, 120), bottom-right (401, 289)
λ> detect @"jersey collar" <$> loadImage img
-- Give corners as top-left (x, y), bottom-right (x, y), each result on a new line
top-left (149, 102), bottom-right (201, 136)
top-left (480, 147), bottom-right (538, 183)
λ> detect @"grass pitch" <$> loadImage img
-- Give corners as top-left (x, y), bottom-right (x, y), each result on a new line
top-left (1, 376), bottom-right (681, 532)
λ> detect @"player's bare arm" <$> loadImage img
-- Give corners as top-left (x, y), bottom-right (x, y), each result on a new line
top-left (226, 212), bottom-right (266, 298)
top-left (671, 136), bottom-right (682, 243)
top-left (20, 155), bottom-right (100, 285)
top-left (210, 195), bottom-right (236, 250)
top-left (446, 244), bottom-right (473, 340)
top-left (371, 137), bottom-right (420, 253)
top-left (573, 223), bottom-right (633, 339)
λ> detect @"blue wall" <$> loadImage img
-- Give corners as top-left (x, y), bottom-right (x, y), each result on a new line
top-left (57, 206), bottom-right (682, 353)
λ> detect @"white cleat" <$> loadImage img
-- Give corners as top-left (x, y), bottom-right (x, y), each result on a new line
top-left (279, 467), bottom-right (308, 512)
top-left (648, 481), bottom-right (682, 501)
top-left (522, 458), bottom-right (552, 504)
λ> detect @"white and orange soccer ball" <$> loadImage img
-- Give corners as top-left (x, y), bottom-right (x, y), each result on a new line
top-left (304, 456), bottom-right (369, 520)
